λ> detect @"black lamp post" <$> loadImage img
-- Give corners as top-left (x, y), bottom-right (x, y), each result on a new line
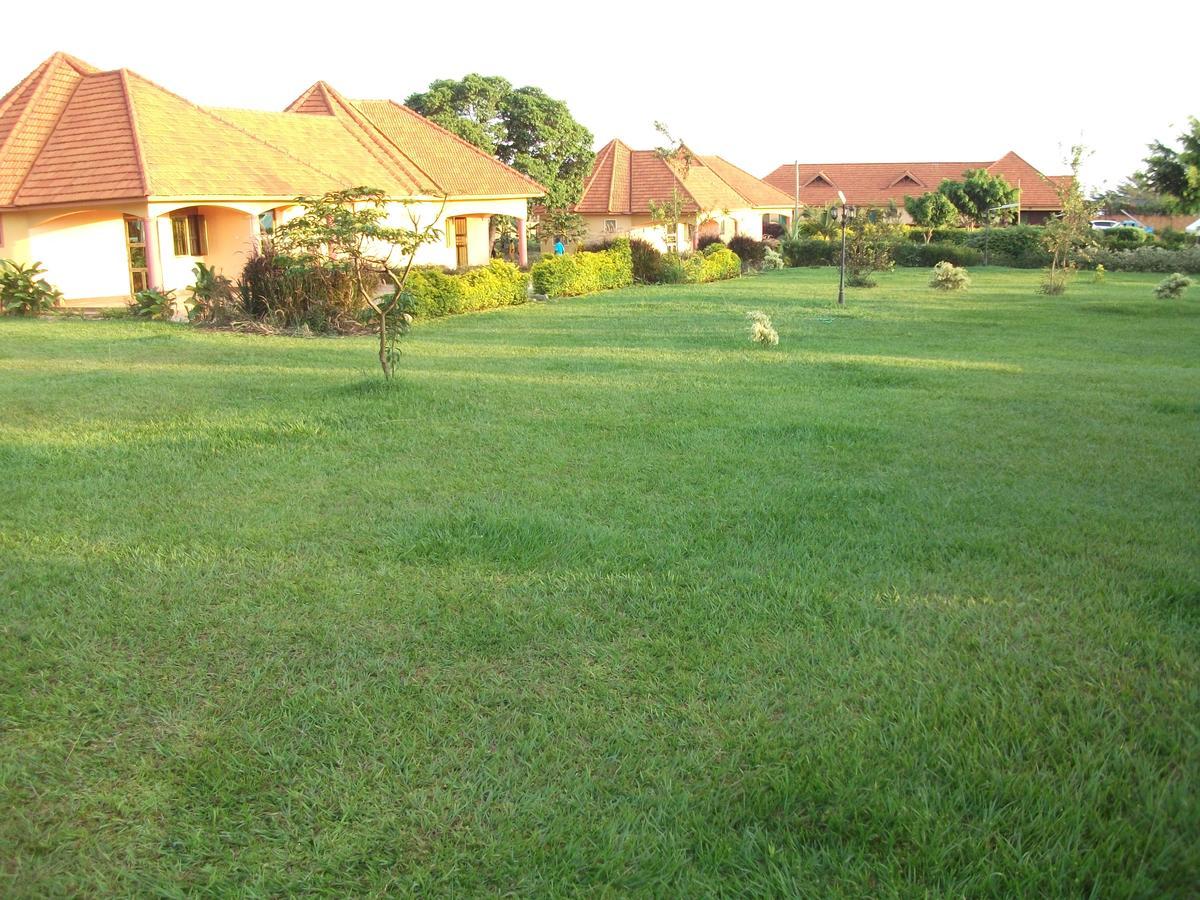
top-left (837, 190), bottom-right (851, 306)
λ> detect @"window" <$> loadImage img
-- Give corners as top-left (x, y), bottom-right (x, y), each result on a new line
top-left (258, 210), bottom-right (276, 234)
top-left (124, 216), bottom-right (148, 295)
top-left (604, 219), bottom-right (616, 233)
top-left (170, 210), bottom-right (207, 256)
top-left (663, 222), bottom-right (676, 248)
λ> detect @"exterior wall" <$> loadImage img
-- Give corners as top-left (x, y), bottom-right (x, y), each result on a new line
top-left (150, 204), bottom-right (260, 293)
top-left (28, 210), bottom-right (132, 301)
top-left (580, 209), bottom-right (772, 252)
top-left (383, 197), bottom-right (528, 270)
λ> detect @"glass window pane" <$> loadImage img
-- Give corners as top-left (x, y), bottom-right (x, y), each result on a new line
top-left (129, 247), bottom-right (146, 268)
top-left (131, 271), bottom-right (147, 293)
top-left (126, 219), bottom-right (144, 244)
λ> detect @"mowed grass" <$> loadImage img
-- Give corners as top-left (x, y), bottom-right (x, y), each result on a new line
top-left (1, 267), bottom-right (1198, 895)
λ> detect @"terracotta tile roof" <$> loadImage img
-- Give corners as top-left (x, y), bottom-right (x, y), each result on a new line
top-left (351, 99), bottom-right (546, 198)
top-left (763, 153), bottom-right (1067, 211)
top-left (577, 138), bottom-right (791, 215)
top-left (0, 53), bottom-right (545, 209)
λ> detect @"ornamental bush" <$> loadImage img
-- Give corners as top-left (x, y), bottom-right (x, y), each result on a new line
top-left (694, 247), bottom-right (741, 282)
top-left (727, 235), bottom-right (767, 267)
top-left (762, 247), bottom-right (785, 270)
top-left (962, 225), bottom-right (1050, 268)
top-left (781, 237), bottom-right (837, 267)
top-left (0, 259), bottom-right (63, 316)
top-left (1087, 246), bottom-right (1200, 274)
top-left (893, 242), bottom-right (982, 268)
top-left (1154, 273), bottom-right (1193, 299)
top-left (406, 259), bottom-right (529, 318)
top-left (629, 238), bottom-right (664, 284)
top-left (929, 261), bottom-right (971, 291)
top-left (697, 235), bottom-right (725, 251)
top-left (530, 237), bottom-right (633, 297)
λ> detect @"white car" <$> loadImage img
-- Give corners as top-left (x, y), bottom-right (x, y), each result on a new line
top-left (1186, 218), bottom-right (1200, 234)
top-left (1090, 219), bottom-right (1119, 230)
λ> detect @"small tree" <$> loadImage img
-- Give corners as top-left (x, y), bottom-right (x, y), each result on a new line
top-left (1040, 146), bottom-right (1099, 295)
top-left (845, 209), bottom-right (902, 287)
top-left (536, 207), bottom-right (587, 249)
top-left (648, 186), bottom-right (693, 254)
top-left (938, 169), bottom-right (1018, 226)
top-left (273, 187), bottom-right (444, 378)
top-left (904, 192), bottom-right (958, 243)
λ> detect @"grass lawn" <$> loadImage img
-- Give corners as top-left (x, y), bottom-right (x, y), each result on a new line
top-left (1, 267), bottom-right (1198, 895)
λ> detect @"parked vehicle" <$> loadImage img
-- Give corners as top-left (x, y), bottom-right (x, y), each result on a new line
top-left (1090, 219), bottom-right (1119, 230)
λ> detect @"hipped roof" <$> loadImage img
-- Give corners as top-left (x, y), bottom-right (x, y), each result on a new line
top-left (0, 53), bottom-right (545, 209)
top-left (575, 138), bottom-right (794, 216)
top-left (762, 153), bottom-right (1067, 210)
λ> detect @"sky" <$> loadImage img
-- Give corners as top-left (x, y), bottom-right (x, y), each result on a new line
top-left (3, 0), bottom-right (1196, 194)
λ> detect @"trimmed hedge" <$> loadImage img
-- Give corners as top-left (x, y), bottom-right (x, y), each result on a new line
top-left (962, 225), bottom-right (1049, 268)
top-left (893, 242), bottom-right (982, 267)
top-left (406, 259), bottom-right (529, 318)
top-left (687, 247), bottom-right (741, 283)
top-left (531, 238), bottom-right (633, 297)
top-left (781, 238), bottom-right (838, 267)
top-left (1087, 246), bottom-right (1200, 274)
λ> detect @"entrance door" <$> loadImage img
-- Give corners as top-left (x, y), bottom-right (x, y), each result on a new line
top-left (125, 217), bottom-right (148, 294)
top-left (453, 217), bottom-right (468, 268)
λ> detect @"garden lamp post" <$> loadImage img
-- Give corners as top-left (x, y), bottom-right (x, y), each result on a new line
top-left (837, 190), bottom-right (849, 306)
top-left (984, 202), bottom-right (1020, 266)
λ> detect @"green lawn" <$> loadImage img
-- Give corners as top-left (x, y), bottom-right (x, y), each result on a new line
top-left (2, 267), bottom-right (1198, 895)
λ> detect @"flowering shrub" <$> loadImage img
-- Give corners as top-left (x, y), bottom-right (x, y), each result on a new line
top-left (746, 310), bottom-right (779, 347)
top-left (929, 261), bottom-right (971, 291)
top-left (762, 247), bottom-right (785, 270)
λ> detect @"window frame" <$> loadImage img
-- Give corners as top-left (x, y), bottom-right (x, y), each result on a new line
top-left (170, 209), bottom-right (208, 257)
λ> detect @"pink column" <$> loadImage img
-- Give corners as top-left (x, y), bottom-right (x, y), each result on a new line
top-left (517, 217), bottom-right (528, 268)
top-left (143, 216), bottom-right (160, 290)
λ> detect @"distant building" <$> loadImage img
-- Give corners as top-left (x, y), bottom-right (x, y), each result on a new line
top-left (763, 152), bottom-right (1067, 224)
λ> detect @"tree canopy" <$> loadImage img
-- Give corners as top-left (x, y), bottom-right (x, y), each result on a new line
top-left (938, 169), bottom-right (1018, 226)
top-left (406, 75), bottom-right (595, 211)
top-left (904, 192), bottom-right (959, 242)
top-left (1140, 116), bottom-right (1200, 214)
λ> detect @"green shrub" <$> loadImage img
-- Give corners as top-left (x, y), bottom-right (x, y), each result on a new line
top-left (1087, 246), bottom-right (1200, 274)
top-left (659, 253), bottom-right (688, 284)
top-left (187, 262), bottom-right (239, 324)
top-left (961, 225), bottom-right (1049, 268)
top-left (693, 247), bottom-right (741, 283)
top-left (893, 242), bottom-right (982, 267)
top-left (762, 247), bottom-right (785, 271)
top-left (0, 259), bottom-right (63, 316)
top-left (1104, 226), bottom-right (1147, 247)
top-left (909, 227), bottom-right (973, 245)
top-left (1154, 273), bottom-right (1193, 299)
top-left (629, 238), bottom-right (664, 284)
top-left (781, 238), bottom-right (837, 267)
top-left (1157, 228), bottom-right (1198, 250)
top-left (406, 259), bottom-right (529, 318)
top-left (132, 288), bottom-right (178, 320)
top-left (746, 310), bottom-right (779, 346)
top-left (530, 238), bottom-right (633, 297)
top-left (727, 235), bottom-right (767, 267)
top-left (929, 261), bottom-right (971, 291)
top-left (237, 245), bottom-right (359, 332)
top-left (697, 235), bottom-right (725, 251)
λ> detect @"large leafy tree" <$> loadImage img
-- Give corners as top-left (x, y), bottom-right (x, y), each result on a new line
top-left (1140, 116), bottom-right (1200, 214)
top-left (904, 191), bottom-right (958, 243)
top-left (406, 75), bottom-right (594, 211)
top-left (938, 169), bottom-right (1018, 226)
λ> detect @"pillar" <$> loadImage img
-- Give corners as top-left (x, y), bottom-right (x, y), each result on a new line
top-left (517, 217), bottom-right (528, 268)
top-left (144, 216), bottom-right (160, 290)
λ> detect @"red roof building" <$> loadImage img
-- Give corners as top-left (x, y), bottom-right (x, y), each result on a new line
top-left (763, 152), bottom-right (1067, 224)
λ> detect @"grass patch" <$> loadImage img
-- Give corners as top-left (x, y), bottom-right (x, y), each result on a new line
top-left (1, 268), bottom-right (1198, 894)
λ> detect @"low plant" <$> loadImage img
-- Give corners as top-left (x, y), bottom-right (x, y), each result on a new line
top-left (697, 235), bottom-right (725, 251)
top-left (187, 262), bottom-right (239, 324)
top-left (1154, 273), bottom-right (1193, 299)
top-left (1093, 264), bottom-right (1106, 283)
top-left (131, 288), bottom-right (179, 320)
top-left (0, 259), bottom-right (63, 316)
top-left (929, 261), bottom-right (971, 291)
top-left (727, 235), bottom-right (766, 268)
top-left (629, 238), bottom-right (664, 284)
top-left (1039, 269), bottom-right (1071, 295)
top-left (746, 310), bottom-right (779, 347)
top-left (762, 247), bottom-right (785, 271)
top-left (531, 238), bottom-right (633, 297)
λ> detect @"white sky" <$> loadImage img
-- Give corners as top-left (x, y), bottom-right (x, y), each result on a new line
top-left (3, 0), bottom-right (1196, 194)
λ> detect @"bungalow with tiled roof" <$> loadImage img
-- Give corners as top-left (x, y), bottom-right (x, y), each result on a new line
top-left (571, 139), bottom-right (794, 252)
top-left (762, 152), bottom-right (1067, 225)
top-left (0, 53), bottom-right (544, 305)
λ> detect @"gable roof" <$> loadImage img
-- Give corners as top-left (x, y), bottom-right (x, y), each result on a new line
top-left (762, 153), bottom-right (1067, 211)
top-left (577, 138), bottom-right (793, 216)
top-left (0, 53), bottom-right (545, 209)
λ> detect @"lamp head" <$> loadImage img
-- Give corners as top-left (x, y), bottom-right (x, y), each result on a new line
top-left (837, 190), bottom-right (847, 206)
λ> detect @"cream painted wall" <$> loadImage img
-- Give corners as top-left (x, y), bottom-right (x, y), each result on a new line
top-left (581, 208), bottom-right (775, 253)
top-left (152, 206), bottom-right (260, 294)
top-left (28, 211), bottom-right (132, 300)
top-left (382, 197), bottom-right (527, 270)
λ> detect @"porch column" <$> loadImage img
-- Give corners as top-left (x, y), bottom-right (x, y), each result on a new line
top-left (144, 216), bottom-right (160, 290)
top-left (517, 217), bottom-right (528, 267)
